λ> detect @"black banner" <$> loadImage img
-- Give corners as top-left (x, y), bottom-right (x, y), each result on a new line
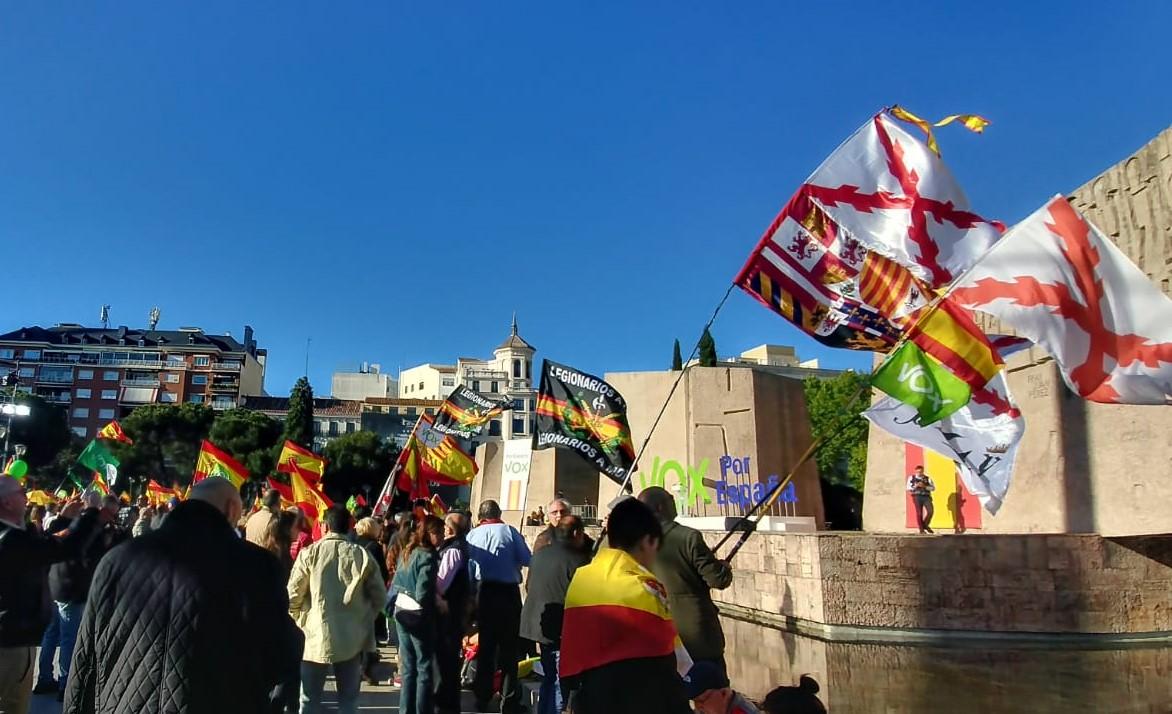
top-left (431, 385), bottom-right (508, 439)
top-left (532, 359), bottom-right (635, 484)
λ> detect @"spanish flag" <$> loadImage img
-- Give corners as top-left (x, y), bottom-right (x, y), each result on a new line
top-left (192, 439), bottom-right (249, 489)
top-left (90, 469), bottom-right (111, 496)
top-left (394, 414), bottom-right (478, 498)
top-left (276, 440), bottom-right (326, 483)
top-left (267, 477), bottom-right (295, 508)
top-left (429, 493), bottom-right (448, 517)
top-left (908, 296), bottom-right (1002, 393)
top-left (560, 548), bottom-right (691, 679)
top-left (290, 464), bottom-right (332, 522)
top-left (97, 420), bottom-right (134, 445)
top-left (146, 479), bottom-right (179, 507)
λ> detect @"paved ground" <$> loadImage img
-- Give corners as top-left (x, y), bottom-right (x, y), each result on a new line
top-left (30, 645), bottom-right (528, 713)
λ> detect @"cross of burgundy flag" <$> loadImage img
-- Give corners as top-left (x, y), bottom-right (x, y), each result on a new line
top-left (951, 196), bottom-right (1172, 404)
top-left (803, 111), bottom-right (1004, 288)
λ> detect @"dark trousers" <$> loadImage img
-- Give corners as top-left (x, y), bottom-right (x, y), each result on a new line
top-left (913, 494), bottom-right (934, 532)
top-left (435, 614), bottom-right (463, 713)
top-left (475, 581), bottom-right (522, 713)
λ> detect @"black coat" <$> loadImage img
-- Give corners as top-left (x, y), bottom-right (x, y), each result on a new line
top-left (49, 523), bottom-right (129, 604)
top-left (0, 509), bottom-right (101, 647)
top-left (519, 540), bottom-right (589, 646)
top-left (565, 654), bottom-right (691, 714)
top-left (63, 500), bottom-right (304, 714)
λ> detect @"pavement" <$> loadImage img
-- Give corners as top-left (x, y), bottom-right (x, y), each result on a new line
top-left (31, 644), bottom-right (540, 713)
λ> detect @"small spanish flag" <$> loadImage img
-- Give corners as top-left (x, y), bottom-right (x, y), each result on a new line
top-left (91, 470), bottom-right (111, 496)
top-left (192, 439), bottom-right (249, 489)
top-left (97, 420), bottom-right (134, 445)
top-left (429, 493), bottom-right (448, 517)
top-left (146, 479), bottom-right (179, 507)
top-left (560, 548), bottom-right (691, 680)
top-left (276, 440), bottom-right (326, 483)
top-left (290, 464), bottom-right (332, 522)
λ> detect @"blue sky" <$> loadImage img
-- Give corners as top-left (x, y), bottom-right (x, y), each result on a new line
top-left (1, 2), bottom-right (1168, 396)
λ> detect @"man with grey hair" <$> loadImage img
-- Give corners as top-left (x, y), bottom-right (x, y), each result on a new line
top-left (638, 485), bottom-right (734, 686)
top-left (0, 478), bottom-right (100, 712)
top-left (533, 498), bottom-right (594, 553)
top-left (63, 478), bottom-right (303, 713)
top-left (435, 511), bottom-right (471, 714)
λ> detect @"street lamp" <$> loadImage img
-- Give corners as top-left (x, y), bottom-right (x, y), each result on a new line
top-left (1, 402), bottom-right (30, 464)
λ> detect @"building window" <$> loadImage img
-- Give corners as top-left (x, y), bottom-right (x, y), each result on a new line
top-left (406, 407), bottom-right (417, 416)
top-left (23, 349), bottom-right (41, 360)
top-left (418, 381), bottom-right (424, 390)
top-left (512, 418), bottom-right (525, 435)
top-left (0, 349), bottom-right (13, 359)
top-left (160, 392), bottom-right (177, 403)
top-left (442, 377), bottom-right (455, 387)
top-left (39, 366), bottom-right (74, 383)
top-left (513, 359), bottom-right (521, 378)
top-left (71, 426), bottom-right (87, 438)
top-left (164, 373), bottom-right (180, 383)
top-left (489, 419), bottom-right (501, 437)
top-left (313, 421), bottom-right (322, 435)
top-left (526, 360), bottom-right (532, 379)
top-left (103, 371), bottom-right (119, 381)
top-left (76, 388), bottom-right (92, 399)
top-left (425, 407), bottom-right (435, 415)
top-left (346, 422), bottom-right (356, 433)
top-left (72, 407), bottom-right (90, 418)
top-left (328, 421), bottom-right (339, 436)
top-left (189, 395), bottom-right (205, 404)
top-left (98, 408), bottom-right (115, 419)
top-left (18, 367), bottom-right (34, 377)
top-left (100, 389), bottom-right (117, 400)
top-left (191, 375), bottom-right (208, 385)
top-left (78, 369), bottom-right (94, 380)
top-left (528, 398), bottom-right (536, 411)
top-left (490, 381), bottom-right (499, 393)
top-left (194, 356), bottom-right (210, 367)
top-left (471, 381), bottom-right (480, 392)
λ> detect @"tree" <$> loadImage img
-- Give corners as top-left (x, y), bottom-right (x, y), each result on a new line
top-left (283, 377), bottom-right (315, 451)
top-left (802, 371), bottom-right (870, 492)
top-left (671, 339), bottom-right (683, 371)
top-left (117, 403), bottom-right (215, 489)
top-left (5, 392), bottom-right (72, 476)
top-left (208, 408), bottom-right (282, 486)
top-left (322, 431), bottom-right (400, 503)
top-left (697, 327), bottom-right (718, 367)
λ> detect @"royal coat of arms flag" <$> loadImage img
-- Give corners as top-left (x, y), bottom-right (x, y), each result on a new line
top-left (803, 110), bottom-right (1004, 288)
top-left (432, 385), bottom-right (509, 439)
top-left (533, 359), bottom-right (636, 484)
top-left (864, 372), bottom-right (1023, 515)
top-left (950, 196), bottom-right (1172, 404)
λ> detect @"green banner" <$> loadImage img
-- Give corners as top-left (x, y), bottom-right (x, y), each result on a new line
top-left (77, 438), bottom-right (120, 474)
top-left (872, 342), bottom-right (971, 424)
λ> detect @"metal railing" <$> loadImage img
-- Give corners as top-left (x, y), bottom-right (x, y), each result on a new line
top-left (122, 378), bottom-right (160, 387)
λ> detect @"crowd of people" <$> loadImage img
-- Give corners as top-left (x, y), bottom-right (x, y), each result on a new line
top-left (0, 473), bottom-right (826, 714)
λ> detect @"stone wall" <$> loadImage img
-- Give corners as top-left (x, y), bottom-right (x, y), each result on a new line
top-left (863, 126), bottom-right (1172, 537)
top-left (703, 530), bottom-right (1172, 636)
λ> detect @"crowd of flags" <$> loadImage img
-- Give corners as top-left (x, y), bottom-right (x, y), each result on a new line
top-left (736, 106), bottom-right (1172, 514)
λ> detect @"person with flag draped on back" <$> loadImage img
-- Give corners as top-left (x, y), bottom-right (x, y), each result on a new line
top-left (560, 497), bottom-right (692, 714)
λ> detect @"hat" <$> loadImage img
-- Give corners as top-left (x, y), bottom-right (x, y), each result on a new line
top-left (682, 661), bottom-right (729, 699)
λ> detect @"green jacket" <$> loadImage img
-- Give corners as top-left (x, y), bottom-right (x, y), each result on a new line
top-left (649, 521), bottom-right (732, 662)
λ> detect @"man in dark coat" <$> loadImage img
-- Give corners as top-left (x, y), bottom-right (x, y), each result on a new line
top-left (63, 478), bottom-right (304, 714)
top-left (0, 478), bottom-right (101, 713)
top-left (638, 486), bottom-right (733, 684)
top-left (520, 516), bottom-right (590, 714)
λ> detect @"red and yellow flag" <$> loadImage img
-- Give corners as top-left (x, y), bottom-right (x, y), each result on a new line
top-left (394, 414), bottom-right (478, 499)
top-left (429, 493), bottom-right (448, 518)
top-left (908, 297), bottom-right (1002, 392)
top-left (560, 548), bottom-right (686, 679)
top-left (91, 470), bottom-right (111, 496)
top-left (97, 420), bottom-right (134, 445)
top-left (276, 440), bottom-right (326, 483)
top-left (267, 477), bottom-right (295, 509)
top-left (193, 440), bottom-right (249, 489)
top-left (146, 479), bottom-right (180, 507)
top-left (290, 465), bottom-right (332, 522)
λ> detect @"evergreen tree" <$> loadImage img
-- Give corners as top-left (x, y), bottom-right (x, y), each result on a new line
top-left (697, 328), bottom-right (718, 367)
top-left (671, 339), bottom-right (683, 371)
top-left (283, 377), bottom-right (316, 450)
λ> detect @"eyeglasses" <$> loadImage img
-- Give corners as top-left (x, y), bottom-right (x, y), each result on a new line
top-left (548, 509), bottom-right (567, 515)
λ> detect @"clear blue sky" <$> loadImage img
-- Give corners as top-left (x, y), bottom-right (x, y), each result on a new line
top-left (2, 2), bottom-right (1169, 396)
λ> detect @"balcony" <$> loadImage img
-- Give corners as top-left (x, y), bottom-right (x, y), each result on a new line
top-left (209, 381), bottom-right (240, 392)
top-left (122, 378), bottom-right (161, 388)
top-left (37, 392), bottom-right (72, 404)
top-left (210, 398), bottom-right (237, 411)
top-left (213, 362), bottom-right (242, 372)
top-left (35, 375), bottom-right (74, 385)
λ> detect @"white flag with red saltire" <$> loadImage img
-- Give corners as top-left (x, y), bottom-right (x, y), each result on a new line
top-left (951, 196), bottom-right (1172, 404)
top-left (864, 372), bottom-right (1023, 514)
top-left (803, 112), bottom-right (1004, 288)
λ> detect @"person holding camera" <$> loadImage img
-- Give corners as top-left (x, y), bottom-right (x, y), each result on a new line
top-left (907, 465), bottom-right (936, 534)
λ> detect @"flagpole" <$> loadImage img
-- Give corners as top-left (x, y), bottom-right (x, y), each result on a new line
top-left (373, 413), bottom-right (426, 517)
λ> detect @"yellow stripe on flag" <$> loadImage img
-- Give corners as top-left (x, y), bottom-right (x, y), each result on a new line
top-left (915, 303), bottom-right (1001, 384)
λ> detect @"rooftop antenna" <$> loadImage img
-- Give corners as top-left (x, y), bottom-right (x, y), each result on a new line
top-left (148, 306), bottom-right (161, 330)
top-left (304, 337), bottom-right (311, 377)
top-left (99, 305), bottom-right (111, 329)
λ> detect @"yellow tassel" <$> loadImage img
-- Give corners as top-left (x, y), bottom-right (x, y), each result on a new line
top-left (889, 105), bottom-right (990, 156)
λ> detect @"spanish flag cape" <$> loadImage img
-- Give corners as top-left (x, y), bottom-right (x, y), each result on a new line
top-left (560, 547), bottom-right (691, 679)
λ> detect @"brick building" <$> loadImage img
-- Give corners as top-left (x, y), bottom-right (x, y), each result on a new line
top-left (0, 324), bottom-right (266, 439)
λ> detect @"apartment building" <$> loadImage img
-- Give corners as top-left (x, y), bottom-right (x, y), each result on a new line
top-left (397, 316), bottom-right (537, 439)
top-left (0, 324), bottom-right (266, 439)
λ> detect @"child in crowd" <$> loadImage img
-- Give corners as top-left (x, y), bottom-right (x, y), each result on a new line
top-left (762, 675), bottom-right (827, 714)
top-left (683, 661), bottom-right (761, 714)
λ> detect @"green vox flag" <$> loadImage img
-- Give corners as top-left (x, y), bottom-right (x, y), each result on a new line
top-left (77, 438), bottom-right (120, 474)
top-left (872, 342), bottom-right (971, 424)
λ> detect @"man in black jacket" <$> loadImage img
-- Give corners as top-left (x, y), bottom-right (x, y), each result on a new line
top-left (63, 477), bottom-right (304, 714)
top-left (0, 477), bottom-right (101, 713)
top-left (435, 512), bottom-right (471, 714)
top-left (520, 516), bottom-right (590, 714)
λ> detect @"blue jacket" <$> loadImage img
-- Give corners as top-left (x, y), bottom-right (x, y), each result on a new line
top-left (390, 547), bottom-right (438, 616)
